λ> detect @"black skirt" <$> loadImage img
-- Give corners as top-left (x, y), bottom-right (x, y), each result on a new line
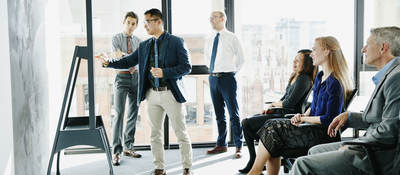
top-left (257, 118), bottom-right (339, 157)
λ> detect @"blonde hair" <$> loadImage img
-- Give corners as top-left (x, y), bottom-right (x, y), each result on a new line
top-left (315, 36), bottom-right (354, 105)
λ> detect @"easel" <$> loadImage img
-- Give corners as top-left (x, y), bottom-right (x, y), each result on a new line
top-left (47, 0), bottom-right (113, 174)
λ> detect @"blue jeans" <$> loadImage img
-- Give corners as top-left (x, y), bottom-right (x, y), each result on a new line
top-left (209, 74), bottom-right (243, 148)
top-left (112, 73), bottom-right (139, 154)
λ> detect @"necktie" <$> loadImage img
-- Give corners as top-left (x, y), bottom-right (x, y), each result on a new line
top-left (154, 39), bottom-right (159, 88)
top-left (209, 33), bottom-right (220, 73)
top-left (127, 36), bottom-right (133, 54)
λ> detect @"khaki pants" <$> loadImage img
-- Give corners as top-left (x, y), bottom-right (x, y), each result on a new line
top-left (146, 89), bottom-right (193, 169)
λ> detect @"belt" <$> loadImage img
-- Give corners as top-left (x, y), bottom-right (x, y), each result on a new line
top-left (152, 86), bottom-right (168, 91)
top-left (210, 72), bottom-right (235, 77)
top-left (119, 71), bottom-right (136, 74)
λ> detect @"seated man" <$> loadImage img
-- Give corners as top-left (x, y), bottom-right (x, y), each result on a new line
top-left (290, 26), bottom-right (400, 175)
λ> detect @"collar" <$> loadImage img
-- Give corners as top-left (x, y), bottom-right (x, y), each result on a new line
top-left (372, 57), bottom-right (398, 85)
top-left (122, 32), bottom-right (133, 38)
top-left (213, 28), bottom-right (227, 36)
top-left (153, 32), bottom-right (166, 42)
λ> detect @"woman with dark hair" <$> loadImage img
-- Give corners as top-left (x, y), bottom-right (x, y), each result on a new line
top-left (239, 49), bottom-right (318, 173)
top-left (248, 36), bottom-right (353, 175)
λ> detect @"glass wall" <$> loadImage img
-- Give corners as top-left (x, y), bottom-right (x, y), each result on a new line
top-left (169, 0), bottom-right (220, 144)
top-left (235, 0), bottom-right (355, 118)
top-left (360, 0), bottom-right (400, 97)
top-left (51, 0), bottom-right (371, 148)
top-left (57, 0), bottom-right (161, 146)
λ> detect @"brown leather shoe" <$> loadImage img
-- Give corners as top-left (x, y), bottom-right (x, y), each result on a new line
top-left (123, 149), bottom-right (142, 158)
top-left (206, 146), bottom-right (227, 154)
top-left (234, 147), bottom-right (242, 159)
top-left (152, 169), bottom-right (166, 175)
top-left (183, 168), bottom-right (193, 175)
top-left (112, 153), bottom-right (121, 166)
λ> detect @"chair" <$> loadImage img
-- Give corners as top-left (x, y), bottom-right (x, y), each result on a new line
top-left (342, 111), bottom-right (399, 175)
top-left (265, 87), bottom-right (313, 118)
top-left (280, 89), bottom-right (358, 173)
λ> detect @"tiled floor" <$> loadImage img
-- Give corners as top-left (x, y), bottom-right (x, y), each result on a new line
top-left (52, 147), bottom-right (289, 175)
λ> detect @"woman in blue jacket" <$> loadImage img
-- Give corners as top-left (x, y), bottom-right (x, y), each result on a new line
top-left (248, 36), bottom-right (353, 175)
top-left (239, 49), bottom-right (317, 173)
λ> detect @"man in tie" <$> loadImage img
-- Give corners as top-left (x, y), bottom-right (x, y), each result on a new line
top-left (110, 11), bottom-right (142, 166)
top-left (205, 10), bottom-right (245, 159)
top-left (102, 8), bottom-right (193, 175)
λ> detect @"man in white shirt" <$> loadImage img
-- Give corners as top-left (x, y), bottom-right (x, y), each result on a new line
top-left (205, 10), bottom-right (245, 158)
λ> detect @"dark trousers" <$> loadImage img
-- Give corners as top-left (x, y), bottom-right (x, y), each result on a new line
top-left (209, 74), bottom-right (243, 148)
top-left (242, 113), bottom-right (282, 169)
top-left (112, 73), bottom-right (139, 154)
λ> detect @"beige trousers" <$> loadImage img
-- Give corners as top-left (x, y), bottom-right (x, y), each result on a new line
top-left (146, 89), bottom-right (193, 169)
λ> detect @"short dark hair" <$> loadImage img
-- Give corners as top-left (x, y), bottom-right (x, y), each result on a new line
top-left (144, 8), bottom-right (163, 20)
top-left (124, 11), bottom-right (138, 23)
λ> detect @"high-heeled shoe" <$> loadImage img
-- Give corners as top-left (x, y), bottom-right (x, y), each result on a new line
top-left (238, 166), bottom-right (266, 173)
top-left (238, 167), bottom-right (251, 173)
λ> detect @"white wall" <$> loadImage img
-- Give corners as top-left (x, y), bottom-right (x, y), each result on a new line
top-left (0, 0), bottom-right (14, 174)
top-left (212, 0), bottom-right (224, 11)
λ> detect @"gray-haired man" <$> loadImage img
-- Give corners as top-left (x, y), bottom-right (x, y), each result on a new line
top-left (290, 26), bottom-right (400, 175)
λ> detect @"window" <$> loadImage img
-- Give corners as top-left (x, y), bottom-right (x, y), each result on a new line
top-left (235, 0), bottom-right (355, 118)
top-left (169, 0), bottom-right (221, 144)
top-left (57, 0), bottom-right (161, 146)
top-left (360, 0), bottom-right (400, 97)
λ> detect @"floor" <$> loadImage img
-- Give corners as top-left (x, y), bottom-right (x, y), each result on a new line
top-left (52, 147), bottom-right (289, 175)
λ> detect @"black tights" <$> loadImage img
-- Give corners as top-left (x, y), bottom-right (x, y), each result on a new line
top-left (241, 114), bottom-right (280, 170)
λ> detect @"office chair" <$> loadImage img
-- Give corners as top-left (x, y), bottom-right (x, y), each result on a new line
top-left (281, 88), bottom-right (358, 173)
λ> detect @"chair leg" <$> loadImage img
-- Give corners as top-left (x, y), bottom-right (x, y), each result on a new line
top-left (284, 165), bottom-right (289, 173)
top-left (57, 152), bottom-right (61, 175)
top-left (285, 158), bottom-right (293, 173)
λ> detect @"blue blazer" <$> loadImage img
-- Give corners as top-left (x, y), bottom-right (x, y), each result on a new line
top-left (107, 32), bottom-right (192, 104)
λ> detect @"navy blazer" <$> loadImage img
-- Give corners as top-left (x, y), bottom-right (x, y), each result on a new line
top-left (107, 32), bottom-right (192, 104)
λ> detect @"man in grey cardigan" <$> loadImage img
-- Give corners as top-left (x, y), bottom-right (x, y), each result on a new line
top-left (290, 26), bottom-right (400, 174)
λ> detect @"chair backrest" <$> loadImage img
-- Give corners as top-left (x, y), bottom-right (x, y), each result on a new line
top-left (343, 88), bottom-right (358, 112)
top-left (300, 88), bottom-right (313, 113)
top-left (392, 115), bottom-right (400, 174)
top-left (339, 89), bottom-right (357, 133)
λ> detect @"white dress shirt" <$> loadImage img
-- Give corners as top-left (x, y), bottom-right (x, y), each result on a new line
top-left (204, 29), bottom-right (245, 73)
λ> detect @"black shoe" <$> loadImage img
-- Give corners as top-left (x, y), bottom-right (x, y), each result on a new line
top-left (238, 160), bottom-right (254, 173)
top-left (238, 167), bottom-right (250, 173)
top-left (238, 166), bottom-right (266, 174)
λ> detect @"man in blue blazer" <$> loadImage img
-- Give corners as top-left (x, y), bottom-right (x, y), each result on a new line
top-left (102, 8), bottom-right (193, 175)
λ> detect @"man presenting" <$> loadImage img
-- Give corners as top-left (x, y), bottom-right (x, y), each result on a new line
top-left (102, 8), bottom-right (193, 175)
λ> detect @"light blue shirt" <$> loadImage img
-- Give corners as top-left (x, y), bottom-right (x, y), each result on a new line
top-left (349, 57), bottom-right (399, 120)
top-left (372, 57), bottom-right (398, 85)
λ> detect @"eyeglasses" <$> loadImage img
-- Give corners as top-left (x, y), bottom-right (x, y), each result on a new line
top-left (209, 16), bottom-right (221, 21)
top-left (144, 18), bottom-right (159, 25)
